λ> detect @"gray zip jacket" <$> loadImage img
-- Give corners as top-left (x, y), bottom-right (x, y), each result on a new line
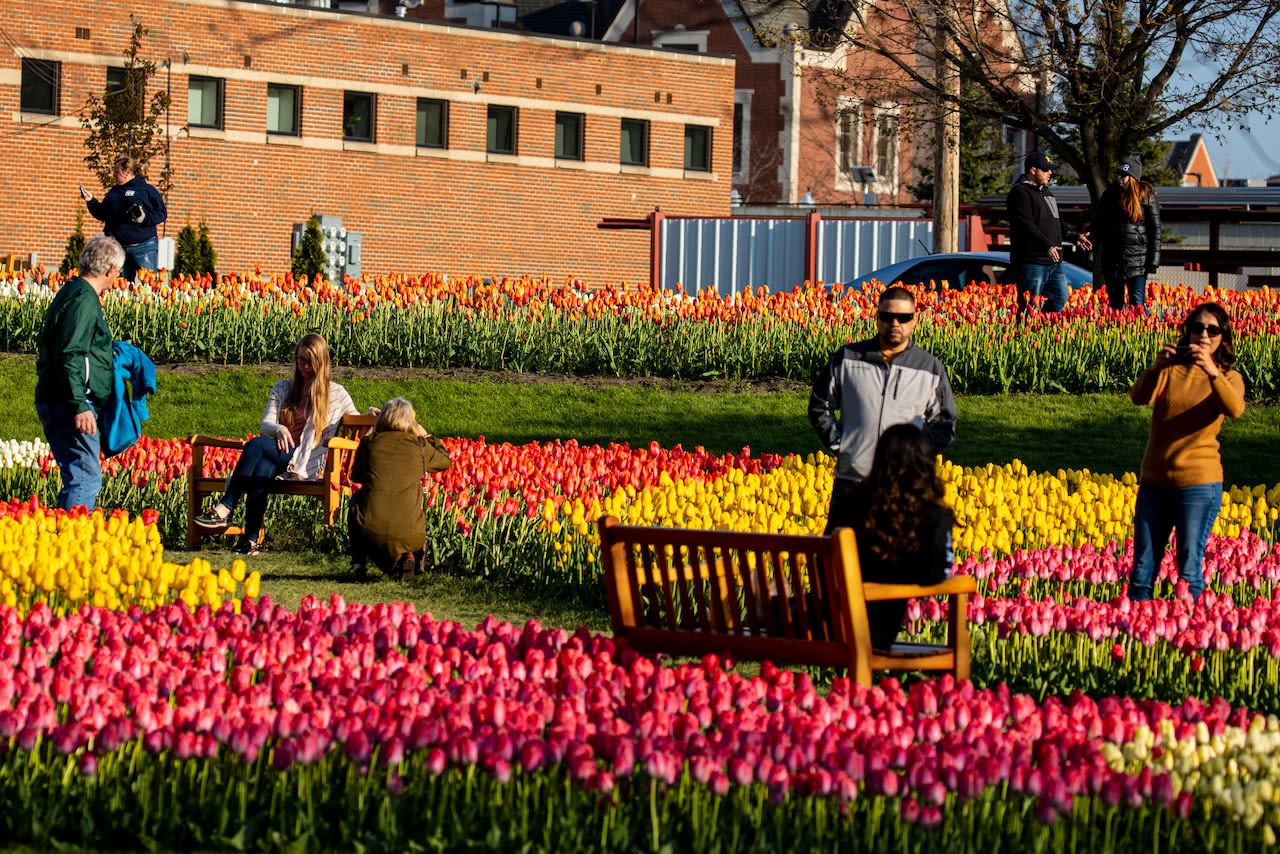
top-left (809, 338), bottom-right (957, 481)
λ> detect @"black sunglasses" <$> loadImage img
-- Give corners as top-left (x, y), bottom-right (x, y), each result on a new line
top-left (877, 310), bottom-right (916, 325)
top-left (1187, 321), bottom-right (1223, 337)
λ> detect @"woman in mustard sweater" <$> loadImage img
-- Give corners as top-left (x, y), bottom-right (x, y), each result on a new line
top-left (1128, 303), bottom-right (1245, 600)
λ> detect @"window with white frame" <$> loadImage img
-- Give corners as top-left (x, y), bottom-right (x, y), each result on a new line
top-left (653, 29), bottom-right (708, 52)
top-left (872, 105), bottom-right (900, 190)
top-left (836, 97), bottom-right (862, 190)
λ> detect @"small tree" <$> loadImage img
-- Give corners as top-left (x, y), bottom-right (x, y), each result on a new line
top-left (80, 18), bottom-right (172, 195)
top-left (291, 214), bottom-right (327, 280)
top-left (174, 219), bottom-right (217, 278)
top-left (59, 209), bottom-right (87, 276)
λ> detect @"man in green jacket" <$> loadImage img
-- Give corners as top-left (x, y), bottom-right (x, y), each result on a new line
top-left (34, 235), bottom-right (125, 510)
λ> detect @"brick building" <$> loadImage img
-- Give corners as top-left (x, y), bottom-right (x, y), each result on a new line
top-left (1, 0), bottom-right (734, 283)
top-left (390, 0), bottom-right (932, 208)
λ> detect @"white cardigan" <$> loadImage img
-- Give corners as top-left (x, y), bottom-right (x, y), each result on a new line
top-left (262, 379), bottom-right (358, 480)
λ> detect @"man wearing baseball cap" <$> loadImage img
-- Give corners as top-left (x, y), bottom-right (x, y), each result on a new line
top-left (1006, 150), bottom-right (1090, 313)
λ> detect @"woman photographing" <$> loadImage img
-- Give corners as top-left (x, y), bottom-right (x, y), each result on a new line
top-left (1128, 303), bottom-right (1245, 600)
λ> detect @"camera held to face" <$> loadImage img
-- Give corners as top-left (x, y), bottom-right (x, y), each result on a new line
top-left (125, 204), bottom-right (146, 224)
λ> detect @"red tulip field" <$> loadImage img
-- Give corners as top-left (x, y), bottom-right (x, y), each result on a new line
top-left (2, 273), bottom-right (1280, 850)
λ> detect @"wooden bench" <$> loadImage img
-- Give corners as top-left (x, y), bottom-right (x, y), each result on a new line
top-left (598, 516), bottom-right (976, 686)
top-left (186, 414), bottom-right (376, 549)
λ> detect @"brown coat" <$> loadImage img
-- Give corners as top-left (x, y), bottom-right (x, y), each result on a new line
top-left (349, 431), bottom-right (451, 570)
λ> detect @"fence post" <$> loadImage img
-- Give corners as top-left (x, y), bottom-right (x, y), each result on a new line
top-left (805, 209), bottom-right (821, 285)
top-left (649, 210), bottom-right (665, 291)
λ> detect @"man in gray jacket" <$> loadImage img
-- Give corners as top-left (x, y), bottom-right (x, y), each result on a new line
top-left (809, 286), bottom-right (957, 532)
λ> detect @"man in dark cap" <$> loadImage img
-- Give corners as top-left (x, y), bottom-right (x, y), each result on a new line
top-left (1006, 150), bottom-right (1090, 313)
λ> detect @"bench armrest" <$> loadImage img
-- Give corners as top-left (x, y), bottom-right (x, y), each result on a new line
top-left (188, 434), bottom-right (249, 450)
top-left (327, 436), bottom-right (361, 452)
top-left (861, 575), bottom-right (977, 601)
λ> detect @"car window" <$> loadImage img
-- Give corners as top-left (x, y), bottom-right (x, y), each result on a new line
top-left (897, 261), bottom-right (965, 291)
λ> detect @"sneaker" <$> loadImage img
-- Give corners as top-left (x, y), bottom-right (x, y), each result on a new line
top-left (233, 538), bottom-right (264, 556)
top-left (194, 506), bottom-right (230, 529)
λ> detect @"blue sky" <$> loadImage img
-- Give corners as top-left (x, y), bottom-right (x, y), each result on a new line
top-left (1200, 119), bottom-right (1280, 182)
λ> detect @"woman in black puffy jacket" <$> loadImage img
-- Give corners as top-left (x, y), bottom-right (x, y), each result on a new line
top-left (1086, 155), bottom-right (1161, 310)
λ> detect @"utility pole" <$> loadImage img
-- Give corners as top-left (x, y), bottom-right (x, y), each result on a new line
top-left (931, 15), bottom-right (960, 252)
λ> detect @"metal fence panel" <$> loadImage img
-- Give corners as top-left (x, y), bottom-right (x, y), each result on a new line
top-left (658, 216), bottom-right (967, 294)
top-left (815, 219), bottom-right (937, 285)
top-left (659, 217), bottom-right (808, 295)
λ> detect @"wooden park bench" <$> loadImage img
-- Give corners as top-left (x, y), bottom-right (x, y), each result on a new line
top-left (185, 414), bottom-right (376, 549)
top-left (598, 516), bottom-right (976, 686)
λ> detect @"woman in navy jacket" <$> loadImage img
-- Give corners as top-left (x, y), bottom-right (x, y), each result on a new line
top-left (80, 154), bottom-right (167, 282)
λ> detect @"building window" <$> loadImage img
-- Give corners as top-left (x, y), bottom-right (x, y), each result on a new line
top-left (620, 118), bottom-right (649, 167)
top-left (837, 98), bottom-right (863, 188)
top-left (487, 105), bottom-right (517, 154)
top-left (873, 106), bottom-right (900, 189)
top-left (733, 90), bottom-right (752, 181)
top-left (653, 30), bottom-right (709, 52)
top-left (187, 76), bottom-right (223, 129)
top-left (684, 125), bottom-right (711, 171)
top-left (20, 59), bottom-right (60, 114)
top-left (555, 112), bottom-right (584, 161)
top-left (267, 84), bottom-right (301, 136)
top-left (105, 66), bottom-right (145, 122)
top-left (416, 98), bottom-right (448, 148)
top-left (343, 91), bottom-right (375, 142)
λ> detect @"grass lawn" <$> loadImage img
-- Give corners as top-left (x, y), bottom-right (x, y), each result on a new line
top-left (7, 353), bottom-right (1279, 629)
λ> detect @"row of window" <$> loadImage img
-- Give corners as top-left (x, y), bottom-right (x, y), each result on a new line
top-left (21, 58), bottom-right (714, 171)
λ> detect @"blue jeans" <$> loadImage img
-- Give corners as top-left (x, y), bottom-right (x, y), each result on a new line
top-left (1014, 262), bottom-right (1070, 313)
top-left (1128, 482), bottom-right (1222, 600)
top-left (36, 401), bottom-right (102, 510)
top-left (223, 435), bottom-right (292, 543)
top-left (1105, 273), bottom-right (1147, 310)
top-left (122, 236), bottom-right (158, 281)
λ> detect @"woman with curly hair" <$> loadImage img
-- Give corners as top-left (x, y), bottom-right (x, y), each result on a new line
top-left (839, 422), bottom-right (955, 650)
top-left (1128, 302), bottom-right (1245, 600)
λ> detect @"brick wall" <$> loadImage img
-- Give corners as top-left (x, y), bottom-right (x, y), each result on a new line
top-left (0, 0), bottom-right (734, 285)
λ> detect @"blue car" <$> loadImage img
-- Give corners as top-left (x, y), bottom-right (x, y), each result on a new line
top-left (847, 251), bottom-right (1093, 293)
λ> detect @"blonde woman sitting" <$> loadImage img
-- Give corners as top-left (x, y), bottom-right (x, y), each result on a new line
top-left (349, 397), bottom-right (451, 581)
top-left (194, 333), bottom-right (357, 554)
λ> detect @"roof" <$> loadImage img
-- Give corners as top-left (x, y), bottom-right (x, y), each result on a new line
top-left (974, 186), bottom-right (1280, 220)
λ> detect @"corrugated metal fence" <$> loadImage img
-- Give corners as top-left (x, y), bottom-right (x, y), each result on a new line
top-left (658, 214), bottom-right (959, 294)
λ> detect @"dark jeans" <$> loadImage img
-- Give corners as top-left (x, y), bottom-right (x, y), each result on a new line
top-left (224, 435), bottom-right (291, 544)
top-left (1012, 261), bottom-right (1070, 313)
top-left (36, 401), bottom-right (102, 510)
top-left (1105, 273), bottom-right (1148, 310)
top-left (1128, 482), bottom-right (1222, 600)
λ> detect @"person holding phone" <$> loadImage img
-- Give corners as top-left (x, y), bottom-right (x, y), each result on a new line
top-left (1127, 303), bottom-right (1245, 600)
top-left (79, 154), bottom-right (167, 282)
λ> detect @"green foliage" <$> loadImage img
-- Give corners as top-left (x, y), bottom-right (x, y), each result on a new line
top-left (79, 18), bottom-right (173, 196)
top-left (290, 214), bottom-right (327, 280)
top-left (58, 209), bottom-right (87, 276)
top-left (910, 81), bottom-right (1016, 204)
top-left (173, 219), bottom-right (218, 278)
